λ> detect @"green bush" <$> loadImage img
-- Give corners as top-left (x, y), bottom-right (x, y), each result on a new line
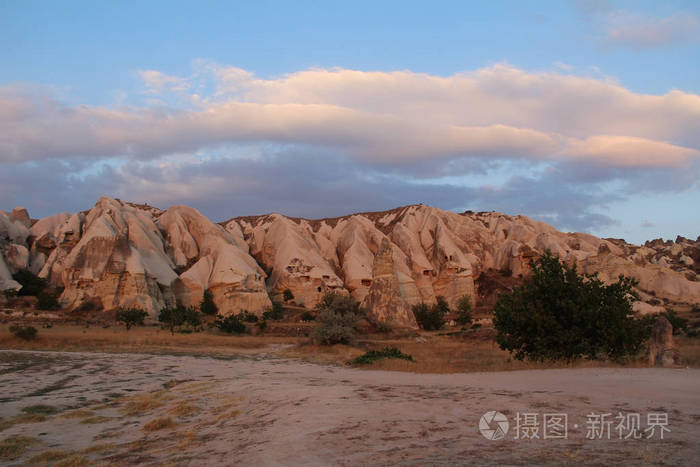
top-left (493, 251), bottom-right (652, 362)
top-left (262, 301), bottom-right (285, 321)
top-left (9, 325), bottom-right (37, 341)
top-left (311, 292), bottom-right (361, 345)
top-left (455, 295), bottom-right (473, 326)
top-left (214, 314), bottom-right (246, 334)
top-left (115, 307), bottom-right (148, 330)
top-left (663, 310), bottom-right (688, 335)
top-left (300, 311), bottom-right (315, 322)
top-left (3, 289), bottom-right (18, 299)
top-left (36, 291), bottom-right (60, 310)
top-left (12, 270), bottom-right (47, 296)
top-left (412, 302), bottom-right (444, 331)
top-left (352, 347), bottom-right (414, 365)
top-left (283, 289), bottom-right (294, 302)
top-left (434, 296), bottom-right (450, 315)
top-left (199, 289), bottom-right (218, 315)
top-left (238, 310), bottom-right (259, 323)
top-left (158, 305), bottom-right (201, 334)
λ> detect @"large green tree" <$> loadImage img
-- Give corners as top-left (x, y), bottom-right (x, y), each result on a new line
top-left (493, 251), bottom-right (652, 362)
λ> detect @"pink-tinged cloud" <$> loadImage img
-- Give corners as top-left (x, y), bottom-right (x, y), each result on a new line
top-left (0, 65), bottom-right (699, 171)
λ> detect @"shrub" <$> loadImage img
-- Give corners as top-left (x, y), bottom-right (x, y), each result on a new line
top-left (493, 251), bottom-right (652, 362)
top-left (3, 289), bottom-right (18, 299)
top-left (238, 310), bottom-right (259, 322)
top-left (311, 292), bottom-right (361, 345)
top-left (262, 301), bottom-right (285, 321)
top-left (412, 302), bottom-right (444, 331)
top-left (352, 347), bottom-right (414, 365)
top-left (12, 270), bottom-right (47, 296)
top-left (434, 296), bottom-right (450, 315)
top-left (300, 311), bottom-right (315, 322)
top-left (663, 310), bottom-right (688, 335)
top-left (283, 289), bottom-right (294, 302)
top-left (115, 307), bottom-right (148, 330)
top-left (158, 305), bottom-right (201, 334)
top-left (373, 320), bottom-right (392, 333)
top-left (455, 295), bottom-right (473, 326)
top-left (214, 314), bottom-right (246, 334)
top-left (199, 289), bottom-right (218, 315)
top-left (10, 325), bottom-right (37, 341)
top-left (36, 291), bottom-right (60, 310)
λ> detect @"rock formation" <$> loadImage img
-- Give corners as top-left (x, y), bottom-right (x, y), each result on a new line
top-left (648, 316), bottom-right (676, 367)
top-left (361, 238), bottom-right (416, 326)
top-left (1, 198), bottom-right (699, 327)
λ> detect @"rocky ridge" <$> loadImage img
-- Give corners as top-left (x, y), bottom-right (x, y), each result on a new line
top-left (1, 197), bottom-right (698, 326)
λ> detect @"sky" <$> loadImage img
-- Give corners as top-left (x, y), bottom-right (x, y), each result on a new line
top-left (1, 0), bottom-right (699, 244)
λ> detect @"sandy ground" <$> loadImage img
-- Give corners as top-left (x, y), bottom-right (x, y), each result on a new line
top-left (0, 350), bottom-right (698, 466)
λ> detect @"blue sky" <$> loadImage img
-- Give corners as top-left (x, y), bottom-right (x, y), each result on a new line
top-left (1, 0), bottom-right (699, 243)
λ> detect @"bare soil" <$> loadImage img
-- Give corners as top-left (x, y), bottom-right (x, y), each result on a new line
top-left (0, 349), bottom-right (698, 466)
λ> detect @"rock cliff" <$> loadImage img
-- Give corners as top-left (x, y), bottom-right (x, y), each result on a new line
top-left (1, 198), bottom-right (698, 325)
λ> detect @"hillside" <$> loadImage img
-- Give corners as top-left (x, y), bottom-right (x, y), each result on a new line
top-left (1, 197), bottom-right (698, 327)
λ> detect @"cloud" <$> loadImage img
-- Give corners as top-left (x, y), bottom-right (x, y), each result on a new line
top-left (1, 64), bottom-right (699, 173)
top-left (1, 63), bottom-right (699, 236)
top-left (0, 149), bottom-right (619, 234)
top-left (139, 70), bottom-right (190, 94)
top-left (572, 2), bottom-right (700, 48)
top-left (604, 11), bottom-right (700, 48)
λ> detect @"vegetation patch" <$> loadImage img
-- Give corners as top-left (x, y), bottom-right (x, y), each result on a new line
top-left (494, 251), bottom-right (653, 362)
top-left (119, 391), bottom-right (166, 416)
top-left (21, 404), bottom-right (59, 416)
top-left (311, 292), bottom-right (361, 345)
top-left (0, 435), bottom-right (38, 460)
top-left (80, 415), bottom-right (112, 424)
top-left (214, 314), bottom-right (246, 334)
top-left (352, 347), bottom-right (414, 365)
top-left (9, 324), bottom-right (38, 341)
top-left (115, 307), bottom-right (148, 330)
top-left (142, 417), bottom-right (175, 432)
top-left (28, 449), bottom-right (76, 465)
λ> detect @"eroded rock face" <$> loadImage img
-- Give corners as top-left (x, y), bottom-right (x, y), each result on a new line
top-left (56, 197), bottom-right (178, 314)
top-left (361, 238), bottom-right (417, 326)
top-left (1, 198), bottom-right (698, 327)
top-left (157, 206), bottom-right (271, 315)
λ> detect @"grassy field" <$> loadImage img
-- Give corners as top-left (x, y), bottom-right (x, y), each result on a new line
top-left (2, 323), bottom-right (699, 373)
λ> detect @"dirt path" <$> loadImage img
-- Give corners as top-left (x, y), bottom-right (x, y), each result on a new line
top-left (1, 350), bottom-right (698, 466)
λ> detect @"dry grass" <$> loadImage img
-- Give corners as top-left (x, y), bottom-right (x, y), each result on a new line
top-left (168, 400), bottom-right (201, 418)
top-left (2, 323), bottom-right (697, 374)
top-left (53, 453), bottom-right (89, 467)
top-left (0, 435), bottom-right (38, 460)
top-left (119, 390), bottom-right (169, 416)
top-left (676, 336), bottom-right (700, 366)
top-left (284, 333), bottom-right (667, 373)
top-left (142, 417), bottom-right (176, 432)
top-left (0, 324), bottom-right (299, 357)
top-left (80, 442), bottom-right (115, 454)
top-left (60, 409), bottom-right (95, 419)
top-left (0, 413), bottom-right (48, 432)
top-left (28, 449), bottom-right (76, 465)
top-left (177, 429), bottom-right (198, 449)
top-left (80, 415), bottom-right (112, 424)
